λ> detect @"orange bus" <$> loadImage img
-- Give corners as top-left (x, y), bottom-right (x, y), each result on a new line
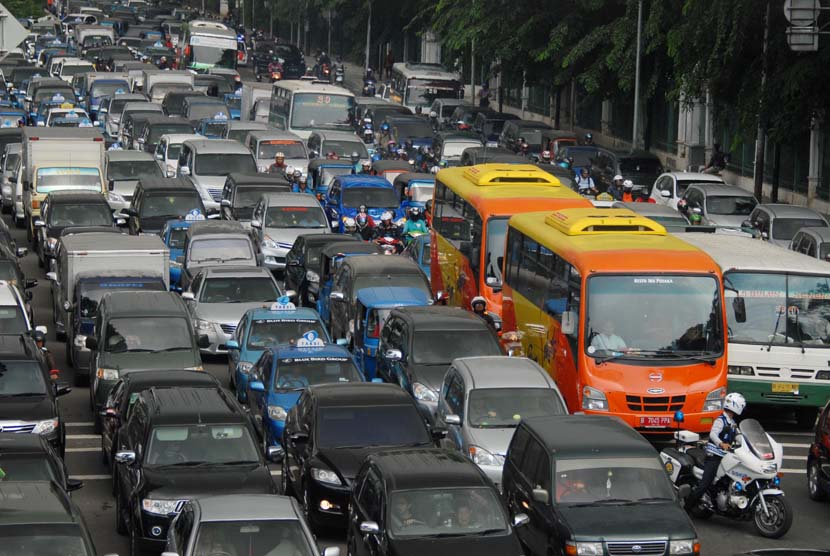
top-left (501, 208), bottom-right (728, 433)
top-left (429, 164), bottom-right (591, 325)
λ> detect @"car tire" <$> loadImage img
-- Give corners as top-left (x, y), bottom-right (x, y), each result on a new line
top-left (808, 459), bottom-right (827, 501)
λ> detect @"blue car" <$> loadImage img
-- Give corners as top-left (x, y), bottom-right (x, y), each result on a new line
top-left (247, 340), bottom-right (366, 454)
top-left (223, 93), bottom-right (242, 120)
top-left (226, 300), bottom-right (332, 403)
top-left (0, 109), bottom-right (26, 128)
top-left (401, 232), bottom-right (430, 282)
top-left (323, 175), bottom-right (404, 233)
top-left (32, 94), bottom-right (72, 126)
top-left (350, 286), bottom-right (432, 380)
top-left (85, 80), bottom-right (130, 119)
top-left (161, 218), bottom-right (196, 291)
top-left (196, 112), bottom-right (230, 138)
top-left (315, 241), bottom-right (384, 326)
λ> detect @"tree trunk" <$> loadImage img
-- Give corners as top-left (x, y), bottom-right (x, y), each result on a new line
top-left (771, 142), bottom-right (781, 203)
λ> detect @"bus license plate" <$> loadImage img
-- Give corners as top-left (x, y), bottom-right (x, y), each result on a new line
top-left (639, 416), bottom-right (672, 428)
top-left (772, 382), bottom-right (799, 394)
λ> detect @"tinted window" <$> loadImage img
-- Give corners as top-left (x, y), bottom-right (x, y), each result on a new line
top-left (316, 404), bottom-right (429, 448)
top-left (200, 277), bottom-right (278, 303)
top-left (0, 361), bottom-right (46, 395)
top-left (104, 316), bottom-right (193, 353)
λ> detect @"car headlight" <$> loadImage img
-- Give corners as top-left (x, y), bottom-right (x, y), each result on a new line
top-left (107, 191), bottom-right (125, 203)
top-left (262, 234), bottom-right (278, 249)
top-left (728, 365), bottom-right (754, 376)
top-left (413, 381), bottom-right (438, 402)
top-left (237, 361), bottom-right (254, 375)
top-left (33, 419), bottom-right (58, 435)
top-left (96, 368), bottom-right (119, 381)
top-left (142, 498), bottom-right (183, 515)
top-left (268, 405), bottom-right (287, 420)
top-left (46, 237), bottom-right (57, 250)
top-left (582, 386), bottom-right (608, 411)
top-left (170, 259), bottom-right (182, 268)
top-left (669, 539), bottom-right (699, 555)
top-left (468, 445), bottom-right (503, 467)
top-left (306, 270), bottom-right (319, 283)
top-left (311, 467), bottom-right (341, 485)
top-left (566, 542), bottom-right (604, 556)
top-left (194, 318), bottom-right (213, 331)
top-left (703, 387), bottom-right (726, 412)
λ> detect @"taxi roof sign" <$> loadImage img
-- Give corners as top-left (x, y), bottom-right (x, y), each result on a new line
top-left (268, 296), bottom-right (296, 311)
top-left (184, 209), bottom-right (205, 221)
top-left (213, 112), bottom-right (228, 120)
top-left (296, 330), bottom-right (325, 347)
top-left (544, 207), bottom-right (667, 236)
top-left (462, 164), bottom-right (560, 187)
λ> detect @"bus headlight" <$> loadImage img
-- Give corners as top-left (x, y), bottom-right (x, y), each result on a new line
top-left (582, 386), bottom-right (608, 411)
top-left (728, 365), bottom-right (754, 376)
top-left (703, 387), bottom-right (726, 412)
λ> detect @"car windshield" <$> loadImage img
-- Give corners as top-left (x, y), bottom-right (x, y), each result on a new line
top-left (585, 275), bottom-right (724, 358)
top-left (482, 120), bottom-right (507, 136)
top-left (193, 520), bottom-right (312, 556)
top-left (165, 144), bottom-right (182, 160)
top-left (618, 158), bottom-right (661, 175)
top-left (442, 141), bottom-right (481, 159)
top-left (467, 388), bottom-right (566, 428)
top-left (225, 96), bottom-right (241, 110)
top-left (0, 361), bottom-right (46, 396)
top-left (0, 456), bottom-right (57, 482)
top-left (388, 487), bottom-right (507, 538)
top-left (148, 124), bottom-right (194, 144)
top-left (317, 404), bottom-right (430, 448)
top-left (145, 423), bottom-right (260, 466)
top-left (4, 153), bottom-right (19, 172)
top-left (34, 88), bottom-right (76, 104)
top-left (61, 64), bottom-right (94, 76)
top-left (821, 243), bottom-right (830, 261)
top-left (187, 103), bottom-right (228, 121)
top-left (273, 358), bottom-right (361, 389)
top-left (141, 192), bottom-right (203, 218)
top-left (202, 121), bottom-right (228, 137)
top-left (773, 218), bottom-right (827, 241)
top-left (0, 305), bottom-right (27, 334)
top-left (190, 238), bottom-right (252, 263)
top-left (519, 129), bottom-right (543, 145)
top-left (235, 187), bottom-right (277, 208)
top-left (321, 140), bottom-right (368, 159)
top-left (676, 180), bottom-right (718, 198)
top-left (265, 206), bottom-right (327, 229)
top-left (195, 153), bottom-right (256, 176)
top-left (78, 283), bottom-right (165, 318)
top-left (110, 98), bottom-right (139, 117)
top-left (229, 128), bottom-right (259, 142)
top-left (150, 84), bottom-right (190, 99)
top-left (394, 123), bottom-right (434, 141)
top-left (107, 160), bottom-right (163, 181)
top-left (706, 195), bottom-right (757, 216)
top-left (555, 457), bottom-right (675, 504)
top-left (48, 203), bottom-right (112, 227)
top-left (407, 183), bottom-right (434, 203)
top-left (405, 79), bottom-right (461, 108)
top-left (200, 277), bottom-right (278, 303)
top-left (103, 316), bottom-right (193, 353)
top-left (484, 217), bottom-right (508, 287)
top-left (342, 187), bottom-right (398, 209)
top-left (167, 227), bottom-right (187, 249)
top-left (366, 308), bottom-right (393, 338)
top-left (291, 93), bottom-right (355, 131)
top-left (247, 319), bottom-right (327, 349)
top-left (724, 271), bottom-right (830, 347)
top-left (90, 81), bottom-right (129, 97)
top-left (0, 525), bottom-right (91, 556)
top-left (256, 141), bottom-right (306, 160)
top-left (411, 329), bottom-right (500, 365)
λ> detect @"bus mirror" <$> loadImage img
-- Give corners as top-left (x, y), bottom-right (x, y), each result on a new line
top-left (732, 297), bottom-right (746, 323)
top-left (560, 311), bottom-right (577, 336)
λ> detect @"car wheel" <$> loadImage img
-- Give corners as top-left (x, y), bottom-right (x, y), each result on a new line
top-left (808, 459), bottom-right (827, 501)
top-left (115, 485), bottom-right (127, 535)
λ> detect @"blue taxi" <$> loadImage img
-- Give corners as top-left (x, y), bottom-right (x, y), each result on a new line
top-left (222, 93), bottom-right (242, 120)
top-left (323, 175), bottom-right (404, 233)
top-left (196, 112), bottom-right (230, 139)
top-left (350, 286), bottom-right (432, 380)
top-left (247, 338), bottom-right (366, 454)
top-left (226, 299), bottom-right (331, 402)
top-left (161, 217), bottom-right (197, 290)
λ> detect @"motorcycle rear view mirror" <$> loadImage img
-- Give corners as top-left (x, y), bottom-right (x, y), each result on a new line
top-left (732, 297), bottom-right (747, 323)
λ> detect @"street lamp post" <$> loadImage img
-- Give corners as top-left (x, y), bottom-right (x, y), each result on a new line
top-left (364, 1), bottom-right (372, 73)
top-left (631, 0), bottom-right (643, 150)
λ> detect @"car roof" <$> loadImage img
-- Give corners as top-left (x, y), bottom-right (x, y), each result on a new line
top-left (297, 233), bottom-right (356, 248)
top-left (514, 120), bottom-right (553, 130)
top-left (106, 149), bottom-right (157, 162)
top-left (310, 382), bottom-right (415, 406)
top-left (356, 286), bottom-right (432, 307)
top-left (370, 448), bottom-right (487, 491)
top-left (757, 203), bottom-right (826, 219)
top-left (200, 265), bottom-right (273, 278)
top-left (337, 175), bottom-right (393, 188)
top-left (452, 356), bottom-right (553, 389)
top-left (183, 138), bottom-right (251, 154)
top-left (45, 191), bottom-right (107, 204)
top-left (660, 171), bottom-right (724, 183)
top-left (227, 121), bottom-right (270, 130)
top-left (523, 415), bottom-right (655, 458)
top-left (0, 282), bottom-right (21, 306)
top-left (144, 387), bottom-right (243, 424)
top-left (262, 192), bottom-right (323, 207)
top-left (227, 173), bottom-right (290, 187)
top-left (141, 114), bottom-right (190, 126)
top-left (0, 333), bottom-right (37, 359)
top-left (313, 130), bottom-right (361, 141)
top-left (391, 305), bottom-right (491, 331)
top-left (158, 133), bottom-right (202, 143)
top-left (246, 305), bottom-right (322, 321)
top-left (59, 232), bottom-right (165, 252)
top-left (795, 226), bottom-right (830, 242)
top-left (138, 177), bottom-right (197, 191)
top-left (393, 172), bottom-right (434, 186)
top-left (186, 220), bottom-right (248, 237)
top-left (0, 482), bottom-right (76, 525)
top-left (688, 183), bottom-right (755, 197)
top-left (124, 370), bottom-right (219, 390)
top-left (612, 202), bottom-right (685, 218)
top-left (247, 130), bottom-right (303, 142)
top-left (195, 494), bottom-right (301, 522)
top-left (320, 242), bottom-right (383, 257)
top-left (101, 290), bottom-right (186, 318)
top-left (342, 254), bottom-right (423, 275)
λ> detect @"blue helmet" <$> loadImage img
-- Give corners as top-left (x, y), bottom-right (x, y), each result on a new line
top-left (381, 122), bottom-right (390, 131)
top-left (371, 152), bottom-right (382, 162)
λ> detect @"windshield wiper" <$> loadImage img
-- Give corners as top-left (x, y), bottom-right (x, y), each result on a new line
top-left (214, 460), bottom-right (260, 465)
top-left (637, 497), bottom-right (674, 503)
top-left (150, 347), bottom-right (191, 353)
top-left (766, 306), bottom-right (784, 352)
top-left (568, 498), bottom-right (635, 508)
top-left (157, 461), bottom-right (211, 467)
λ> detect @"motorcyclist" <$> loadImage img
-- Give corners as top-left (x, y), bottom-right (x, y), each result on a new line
top-left (157, 56), bottom-right (169, 69)
top-left (325, 151), bottom-right (340, 160)
top-left (33, 329), bottom-right (59, 377)
top-left (687, 392), bottom-right (745, 510)
top-left (350, 151), bottom-right (361, 166)
top-left (374, 211), bottom-right (400, 240)
top-left (607, 174), bottom-right (624, 200)
top-left (518, 137), bottom-right (529, 156)
top-left (558, 156), bottom-right (574, 170)
top-left (540, 150), bottom-right (552, 164)
top-left (575, 168), bottom-right (599, 196)
top-left (293, 174), bottom-right (312, 194)
top-left (358, 161), bottom-right (372, 175)
top-left (583, 132), bottom-right (594, 146)
top-left (343, 217), bottom-right (360, 238)
top-left (362, 128), bottom-right (374, 144)
top-left (233, 74), bottom-right (243, 93)
top-left (364, 67), bottom-right (375, 82)
top-left (268, 152), bottom-right (286, 174)
top-left (291, 168), bottom-right (303, 187)
top-left (355, 212), bottom-right (374, 240)
top-left (402, 207), bottom-right (428, 236)
top-left (621, 180), bottom-right (635, 202)
top-left (471, 296), bottom-right (497, 332)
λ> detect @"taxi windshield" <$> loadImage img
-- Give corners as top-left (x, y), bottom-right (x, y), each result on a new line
top-left (247, 319), bottom-right (327, 349)
top-left (273, 358), bottom-right (361, 389)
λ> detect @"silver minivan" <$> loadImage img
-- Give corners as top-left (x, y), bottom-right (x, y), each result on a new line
top-left (250, 192), bottom-right (329, 272)
top-left (177, 138), bottom-right (258, 211)
top-left (245, 130), bottom-right (309, 174)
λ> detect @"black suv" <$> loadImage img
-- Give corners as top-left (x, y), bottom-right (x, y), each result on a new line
top-left (0, 334), bottom-right (71, 457)
top-left (0, 432), bottom-right (81, 493)
top-left (349, 448), bottom-right (524, 556)
top-left (34, 191), bottom-right (115, 268)
top-left (122, 177), bottom-right (207, 235)
top-left (281, 383), bottom-right (446, 532)
top-left (284, 233), bottom-right (358, 307)
top-left (113, 386), bottom-right (276, 553)
top-left (377, 306), bottom-right (502, 423)
top-left (501, 415), bottom-right (697, 556)
top-left (0, 481), bottom-right (98, 555)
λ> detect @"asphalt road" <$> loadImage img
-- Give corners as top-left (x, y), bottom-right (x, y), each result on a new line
top-left (9, 63), bottom-right (830, 556)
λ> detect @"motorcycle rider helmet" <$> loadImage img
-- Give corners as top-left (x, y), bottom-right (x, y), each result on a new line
top-left (32, 329), bottom-right (46, 345)
top-left (381, 122), bottom-right (390, 132)
top-left (430, 165), bottom-right (440, 174)
top-left (408, 206), bottom-right (422, 219)
top-left (623, 180), bottom-right (634, 190)
top-left (380, 211), bottom-right (393, 224)
top-left (584, 132), bottom-right (593, 144)
top-left (613, 174), bottom-right (623, 182)
top-left (344, 217), bottom-right (356, 232)
top-left (293, 169), bottom-right (302, 179)
top-left (471, 296), bottom-right (487, 311)
top-left (275, 152), bottom-right (285, 160)
top-left (540, 150), bottom-right (551, 161)
top-left (350, 151), bottom-right (360, 162)
top-left (285, 165), bottom-right (295, 176)
top-left (723, 392), bottom-right (746, 416)
top-left (361, 161), bottom-right (371, 171)
top-left (299, 174), bottom-right (307, 184)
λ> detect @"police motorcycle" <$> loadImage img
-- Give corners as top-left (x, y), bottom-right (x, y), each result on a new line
top-left (334, 57), bottom-right (345, 85)
top-left (362, 68), bottom-right (376, 96)
top-left (660, 411), bottom-right (792, 538)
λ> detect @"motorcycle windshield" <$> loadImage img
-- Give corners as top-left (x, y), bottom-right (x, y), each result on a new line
top-left (740, 419), bottom-right (775, 461)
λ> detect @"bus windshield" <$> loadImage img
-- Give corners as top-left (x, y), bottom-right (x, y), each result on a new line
top-left (291, 93), bottom-right (354, 131)
top-left (724, 271), bottom-right (830, 347)
top-left (585, 275), bottom-right (723, 358)
top-left (405, 78), bottom-right (461, 108)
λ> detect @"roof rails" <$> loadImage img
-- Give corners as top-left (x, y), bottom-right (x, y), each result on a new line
top-left (189, 20), bottom-right (229, 30)
top-left (462, 164), bottom-right (560, 187)
top-left (544, 208), bottom-right (666, 236)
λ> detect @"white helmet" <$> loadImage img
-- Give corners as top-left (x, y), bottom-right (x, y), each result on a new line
top-left (285, 165), bottom-right (295, 175)
top-left (613, 174), bottom-right (623, 182)
top-left (623, 179), bottom-right (634, 190)
top-left (381, 211), bottom-right (393, 222)
top-left (723, 392), bottom-right (746, 416)
top-left (471, 295), bottom-right (487, 310)
top-left (344, 217), bottom-right (356, 231)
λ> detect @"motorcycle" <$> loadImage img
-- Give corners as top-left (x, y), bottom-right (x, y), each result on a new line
top-left (374, 234), bottom-right (403, 254)
top-left (363, 77), bottom-right (376, 97)
top-left (334, 62), bottom-right (345, 85)
top-left (659, 411), bottom-right (792, 538)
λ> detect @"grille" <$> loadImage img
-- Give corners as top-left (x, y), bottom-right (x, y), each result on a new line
top-left (626, 395), bottom-right (685, 412)
top-left (220, 324), bottom-right (237, 335)
top-left (763, 393), bottom-right (804, 403)
top-left (756, 367), bottom-right (816, 379)
top-left (207, 188), bottom-right (222, 201)
top-left (607, 541), bottom-right (667, 556)
top-left (0, 422), bottom-right (36, 433)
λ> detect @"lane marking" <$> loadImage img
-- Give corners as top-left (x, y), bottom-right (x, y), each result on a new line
top-left (65, 447), bottom-right (100, 453)
top-left (781, 469), bottom-right (807, 474)
top-left (66, 422), bottom-right (94, 427)
top-left (66, 434), bottom-right (101, 440)
top-left (781, 443), bottom-right (809, 448)
top-left (70, 474), bottom-right (111, 480)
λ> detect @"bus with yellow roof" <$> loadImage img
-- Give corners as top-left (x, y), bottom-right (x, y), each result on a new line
top-left (501, 207), bottom-right (728, 433)
top-left (429, 163), bottom-right (591, 325)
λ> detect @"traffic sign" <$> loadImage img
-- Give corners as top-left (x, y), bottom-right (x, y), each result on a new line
top-left (0, 3), bottom-right (29, 53)
top-left (784, 0), bottom-right (822, 26)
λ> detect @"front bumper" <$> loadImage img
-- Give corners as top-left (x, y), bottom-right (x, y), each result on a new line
top-left (261, 247), bottom-right (287, 270)
top-left (583, 408), bottom-right (719, 435)
top-left (136, 511), bottom-right (174, 551)
top-left (728, 378), bottom-right (830, 408)
top-left (307, 478), bottom-right (350, 529)
top-left (195, 323), bottom-right (231, 354)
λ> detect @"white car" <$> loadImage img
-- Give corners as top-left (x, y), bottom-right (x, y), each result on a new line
top-left (153, 133), bottom-right (202, 178)
top-left (649, 171), bottom-right (724, 209)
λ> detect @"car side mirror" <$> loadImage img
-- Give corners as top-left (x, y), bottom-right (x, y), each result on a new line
top-left (323, 548), bottom-right (340, 556)
top-left (181, 291), bottom-right (195, 301)
top-left (660, 189), bottom-right (671, 198)
top-left (55, 382), bottom-right (72, 396)
top-left (732, 297), bottom-right (747, 323)
top-left (249, 380), bottom-right (265, 392)
top-left (166, 169), bottom-right (176, 178)
top-left (383, 348), bottom-right (402, 362)
top-left (267, 445), bottom-right (284, 463)
top-left (329, 291), bottom-right (345, 302)
top-left (359, 521), bottom-right (379, 535)
top-left (444, 414), bottom-right (461, 426)
top-left (513, 513), bottom-right (530, 527)
top-left (289, 431), bottom-right (309, 443)
top-left (741, 219), bottom-right (753, 229)
top-left (226, 339), bottom-right (239, 350)
top-left (85, 336), bottom-right (99, 350)
top-left (33, 219), bottom-right (45, 228)
top-left (179, 165), bottom-right (190, 175)
top-left (114, 450), bottom-right (136, 465)
top-left (197, 334), bottom-right (210, 348)
top-left (560, 310), bottom-right (577, 336)
top-left (531, 488), bottom-right (549, 504)
top-left (24, 279), bottom-right (37, 289)
top-left (155, 152), bottom-right (163, 160)
top-left (16, 247), bottom-right (28, 257)
top-left (220, 199), bottom-right (231, 207)
top-left (430, 427), bottom-right (448, 440)
top-left (250, 219), bottom-right (262, 229)
top-left (67, 478), bottom-right (84, 491)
